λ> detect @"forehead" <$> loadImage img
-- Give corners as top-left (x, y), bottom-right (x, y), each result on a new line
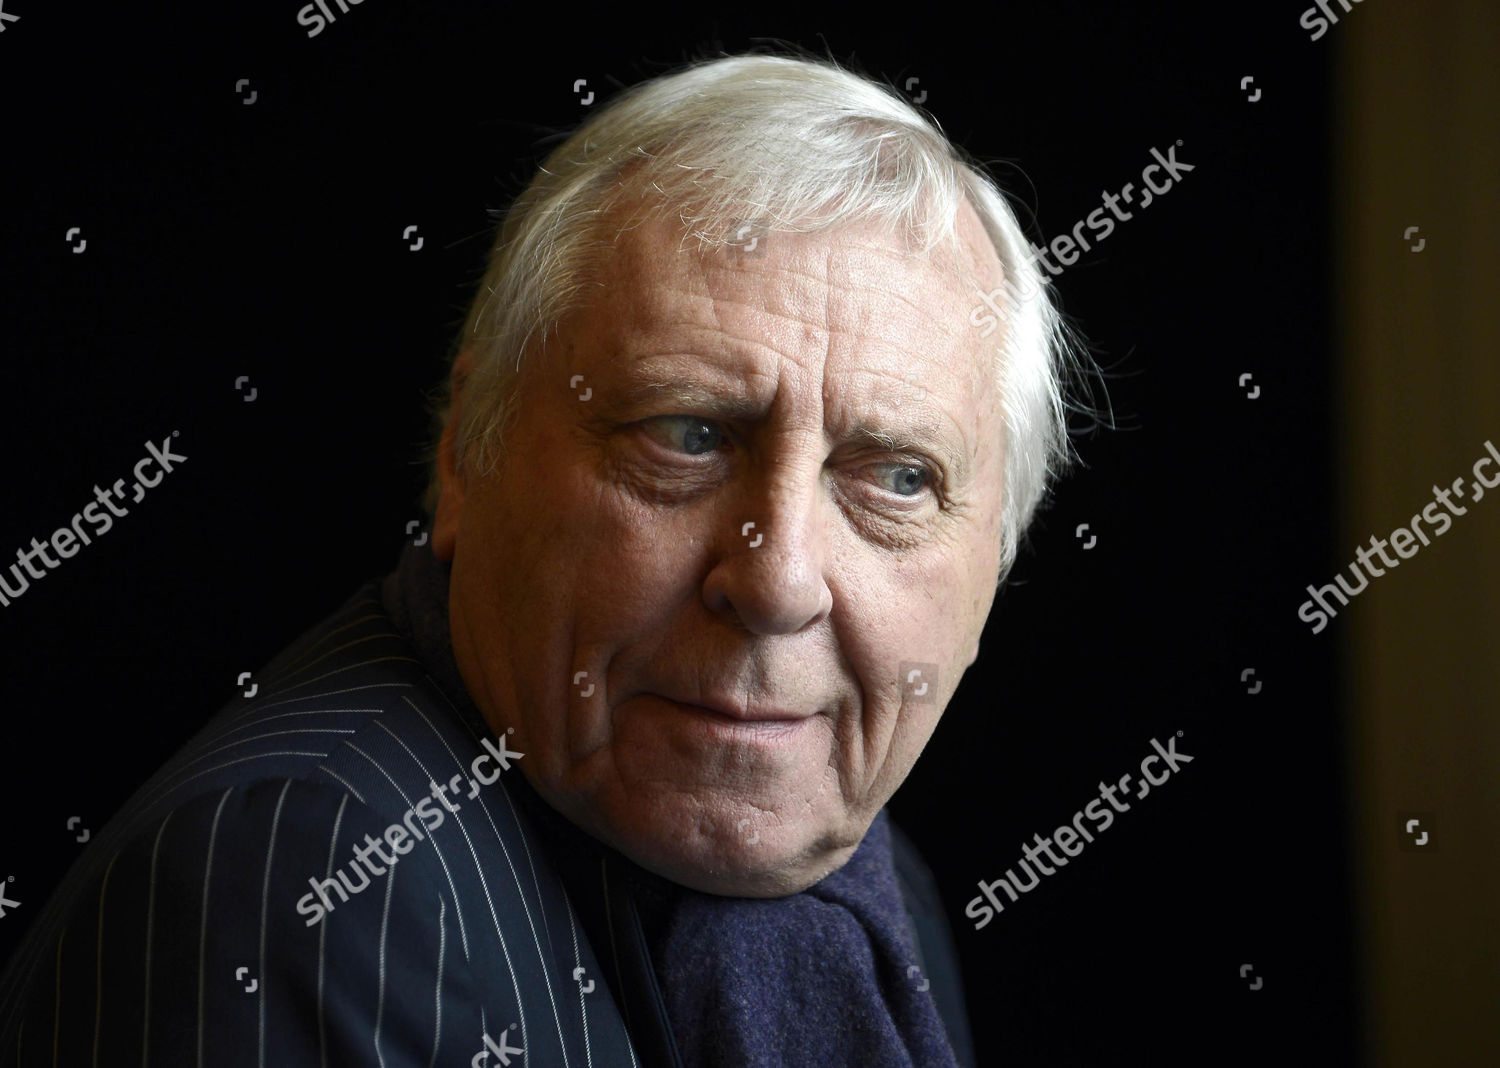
top-left (572, 199), bottom-right (1004, 375)
top-left (542, 202), bottom-right (1007, 492)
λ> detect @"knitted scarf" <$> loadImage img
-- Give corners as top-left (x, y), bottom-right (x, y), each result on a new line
top-left (382, 540), bottom-right (960, 1066)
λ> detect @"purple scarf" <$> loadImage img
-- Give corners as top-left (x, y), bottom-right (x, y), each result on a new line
top-left (384, 540), bottom-right (961, 1066)
top-left (644, 808), bottom-right (960, 1066)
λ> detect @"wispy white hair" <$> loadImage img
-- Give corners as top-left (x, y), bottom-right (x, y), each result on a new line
top-left (422, 50), bottom-right (1091, 582)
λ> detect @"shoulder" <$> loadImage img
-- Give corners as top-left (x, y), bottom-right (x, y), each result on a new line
top-left (104, 578), bottom-right (478, 837)
top-left (0, 580), bottom-right (501, 1063)
top-left (0, 774), bottom-right (486, 1066)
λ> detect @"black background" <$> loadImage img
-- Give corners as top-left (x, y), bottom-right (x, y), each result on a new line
top-left (0, 3), bottom-right (1351, 1065)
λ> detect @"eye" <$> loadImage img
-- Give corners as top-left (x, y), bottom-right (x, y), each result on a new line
top-left (870, 462), bottom-right (931, 497)
top-left (641, 415), bottom-right (724, 456)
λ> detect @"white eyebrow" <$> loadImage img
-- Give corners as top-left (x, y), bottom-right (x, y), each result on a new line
top-left (614, 370), bottom-right (972, 484)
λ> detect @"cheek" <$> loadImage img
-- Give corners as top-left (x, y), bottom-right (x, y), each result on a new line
top-left (473, 422), bottom-right (716, 648)
top-left (830, 547), bottom-right (962, 772)
top-left (571, 488), bottom-right (711, 624)
top-left (864, 549), bottom-right (984, 752)
top-left (885, 543), bottom-right (973, 653)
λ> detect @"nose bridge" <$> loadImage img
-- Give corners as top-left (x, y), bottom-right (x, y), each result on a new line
top-left (746, 451), bottom-right (821, 554)
top-left (708, 439), bottom-right (832, 635)
top-left (738, 459), bottom-right (820, 586)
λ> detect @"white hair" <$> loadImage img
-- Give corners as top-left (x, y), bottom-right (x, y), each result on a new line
top-left (423, 50), bottom-right (1092, 582)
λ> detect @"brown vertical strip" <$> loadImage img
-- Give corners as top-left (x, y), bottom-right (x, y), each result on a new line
top-left (1340, 2), bottom-right (1500, 1063)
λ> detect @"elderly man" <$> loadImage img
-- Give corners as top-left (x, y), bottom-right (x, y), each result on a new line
top-left (0, 52), bottom-right (1077, 1067)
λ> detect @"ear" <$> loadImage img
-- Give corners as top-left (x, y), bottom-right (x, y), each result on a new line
top-left (432, 349), bottom-right (476, 563)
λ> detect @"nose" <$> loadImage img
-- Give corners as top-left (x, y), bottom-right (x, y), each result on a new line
top-left (701, 471), bottom-right (833, 636)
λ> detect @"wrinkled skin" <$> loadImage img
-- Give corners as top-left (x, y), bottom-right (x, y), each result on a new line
top-left (432, 201), bottom-right (1008, 897)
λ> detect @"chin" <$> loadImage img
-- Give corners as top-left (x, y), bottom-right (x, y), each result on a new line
top-left (632, 835), bottom-right (846, 898)
top-left (597, 803), bottom-right (860, 899)
top-left (524, 766), bottom-right (863, 897)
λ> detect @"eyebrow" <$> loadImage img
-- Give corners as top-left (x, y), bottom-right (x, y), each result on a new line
top-left (847, 420), bottom-right (972, 485)
top-left (617, 378), bottom-right (763, 422)
top-left (613, 374), bottom-right (973, 485)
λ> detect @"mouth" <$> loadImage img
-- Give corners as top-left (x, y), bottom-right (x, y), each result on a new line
top-left (650, 692), bottom-right (815, 724)
top-left (642, 693), bottom-right (819, 745)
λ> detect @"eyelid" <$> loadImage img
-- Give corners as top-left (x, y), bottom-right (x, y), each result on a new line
top-left (639, 416), bottom-right (942, 488)
top-left (639, 413), bottom-right (727, 452)
top-left (845, 458), bottom-right (934, 508)
top-left (871, 453), bottom-right (940, 480)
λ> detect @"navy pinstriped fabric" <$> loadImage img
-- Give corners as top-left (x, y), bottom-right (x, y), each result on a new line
top-left (0, 573), bottom-right (643, 1067)
top-left (0, 542), bottom-right (974, 1066)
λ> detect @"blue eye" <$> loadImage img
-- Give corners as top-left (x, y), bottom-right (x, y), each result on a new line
top-left (873, 463), bottom-right (929, 496)
top-left (644, 416), bottom-right (723, 455)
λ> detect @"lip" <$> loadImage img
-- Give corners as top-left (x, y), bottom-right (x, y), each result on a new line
top-left (650, 696), bottom-right (815, 744)
top-left (651, 692), bottom-right (815, 723)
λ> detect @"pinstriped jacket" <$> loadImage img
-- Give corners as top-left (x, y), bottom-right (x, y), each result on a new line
top-left (0, 563), bottom-right (975, 1066)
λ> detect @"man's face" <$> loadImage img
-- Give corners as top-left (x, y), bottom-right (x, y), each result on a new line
top-left (433, 201), bottom-right (1008, 896)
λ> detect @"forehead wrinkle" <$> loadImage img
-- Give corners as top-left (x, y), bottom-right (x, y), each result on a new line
top-left (826, 366), bottom-right (977, 487)
top-left (623, 217), bottom-right (973, 354)
top-left (604, 217), bottom-right (987, 488)
top-left (819, 236), bottom-right (974, 340)
top-left (693, 254), bottom-right (969, 348)
top-left (847, 422), bottom-right (972, 485)
top-left (610, 349), bottom-right (975, 487)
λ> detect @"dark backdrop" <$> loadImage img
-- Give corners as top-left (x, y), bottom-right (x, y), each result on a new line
top-left (0, 3), bottom-right (1352, 1065)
